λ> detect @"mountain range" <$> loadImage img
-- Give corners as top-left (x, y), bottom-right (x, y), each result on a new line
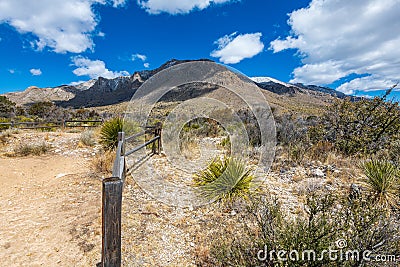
top-left (3, 59), bottom-right (348, 112)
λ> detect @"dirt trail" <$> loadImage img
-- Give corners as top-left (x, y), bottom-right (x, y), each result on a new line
top-left (0, 155), bottom-right (101, 266)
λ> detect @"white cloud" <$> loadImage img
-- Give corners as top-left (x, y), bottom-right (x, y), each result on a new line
top-left (71, 56), bottom-right (129, 79)
top-left (270, 0), bottom-right (400, 93)
top-left (132, 53), bottom-right (147, 61)
top-left (8, 69), bottom-right (15, 74)
top-left (291, 61), bottom-right (351, 85)
top-left (211, 32), bottom-right (264, 64)
top-left (111, 0), bottom-right (127, 7)
top-left (0, 0), bottom-right (126, 53)
top-left (30, 68), bottom-right (42, 76)
top-left (138, 0), bottom-right (234, 15)
top-left (337, 76), bottom-right (396, 95)
top-left (144, 63), bottom-right (150, 68)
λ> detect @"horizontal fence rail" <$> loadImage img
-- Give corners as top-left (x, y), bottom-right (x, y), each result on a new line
top-left (100, 123), bottom-right (162, 267)
top-left (0, 120), bottom-right (103, 130)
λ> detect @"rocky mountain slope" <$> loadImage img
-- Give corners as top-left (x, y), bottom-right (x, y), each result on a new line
top-left (3, 59), bottom-right (348, 111)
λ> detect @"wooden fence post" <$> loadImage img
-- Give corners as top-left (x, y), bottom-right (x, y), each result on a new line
top-left (152, 122), bottom-right (162, 154)
top-left (102, 177), bottom-right (123, 267)
top-left (157, 122), bottom-right (162, 154)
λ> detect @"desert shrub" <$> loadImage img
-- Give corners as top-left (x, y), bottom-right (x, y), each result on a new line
top-left (91, 150), bottom-right (114, 175)
top-left (237, 108), bottom-right (262, 146)
top-left (309, 140), bottom-right (334, 162)
top-left (80, 130), bottom-right (96, 147)
top-left (193, 156), bottom-right (254, 203)
top-left (28, 101), bottom-right (54, 118)
top-left (199, 190), bottom-right (400, 267)
top-left (0, 117), bottom-right (11, 130)
top-left (320, 87), bottom-right (400, 156)
top-left (15, 106), bottom-right (26, 116)
top-left (12, 142), bottom-right (50, 156)
top-left (0, 96), bottom-right (16, 118)
top-left (362, 160), bottom-right (399, 209)
top-left (276, 113), bottom-right (311, 164)
top-left (182, 118), bottom-right (225, 138)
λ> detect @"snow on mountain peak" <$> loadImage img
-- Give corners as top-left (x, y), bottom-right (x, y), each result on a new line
top-left (251, 76), bottom-right (291, 88)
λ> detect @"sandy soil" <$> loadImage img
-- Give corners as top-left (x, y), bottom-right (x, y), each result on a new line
top-left (0, 155), bottom-right (102, 266)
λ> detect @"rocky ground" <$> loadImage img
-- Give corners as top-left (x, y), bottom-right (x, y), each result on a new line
top-left (0, 129), bottom-right (361, 266)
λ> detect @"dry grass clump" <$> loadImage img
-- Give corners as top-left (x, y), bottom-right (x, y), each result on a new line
top-left (79, 130), bottom-right (96, 147)
top-left (11, 142), bottom-right (50, 156)
top-left (90, 150), bottom-right (114, 175)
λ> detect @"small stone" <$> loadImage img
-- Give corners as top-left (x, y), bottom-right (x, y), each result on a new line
top-left (313, 168), bottom-right (325, 177)
top-left (55, 173), bottom-right (67, 179)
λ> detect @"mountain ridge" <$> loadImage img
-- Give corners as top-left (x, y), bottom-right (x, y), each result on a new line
top-left (2, 59), bottom-right (347, 108)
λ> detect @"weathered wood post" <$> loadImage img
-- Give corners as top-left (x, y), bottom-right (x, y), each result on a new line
top-left (152, 126), bottom-right (157, 154)
top-left (156, 122), bottom-right (162, 154)
top-left (101, 132), bottom-right (125, 267)
top-left (101, 177), bottom-right (123, 267)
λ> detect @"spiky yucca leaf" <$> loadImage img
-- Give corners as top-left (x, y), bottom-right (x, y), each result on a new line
top-left (193, 156), bottom-right (229, 186)
top-left (363, 159), bottom-right (399, 209)
top-left (99, 117), bottom-right (124, 150)
top-left (194, 156), bottom-right (254, 203)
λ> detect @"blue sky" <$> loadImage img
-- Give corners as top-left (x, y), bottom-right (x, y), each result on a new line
top-left (0, 0), bottom-right (399, 100)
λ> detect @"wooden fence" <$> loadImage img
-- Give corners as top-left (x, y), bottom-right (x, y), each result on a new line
top-left (100, 122), bottom-right (161, 267)
top-left (0, 120), bottom-right (103, 130)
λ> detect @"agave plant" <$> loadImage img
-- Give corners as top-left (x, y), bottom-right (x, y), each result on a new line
top-left (362, 159), bottom-right (399, 209)
top-left (193, 156), bottom-right (254, 203)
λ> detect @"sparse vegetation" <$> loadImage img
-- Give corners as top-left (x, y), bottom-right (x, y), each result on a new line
top-left (318, 87), bottom-right (400, 156)
top-left (0, 96), bottom-right (16, 118)
top-left (197, 190), bottom-right (400, 267)
top-left (90, 150), bottom-right (114, 175)
top-left (11, 142), bottom-right (50, 156)
top-left (193, 156), bottom-right (254, 203)
top-left (80, 130), bottom-right (96, 147)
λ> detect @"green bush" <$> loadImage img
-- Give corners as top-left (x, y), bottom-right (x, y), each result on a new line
top-left (363, 160), bottom-right (399, 209)
top-left (320, 88), bottom-right (400, 155)
top-left (28, 101), bottom-right (54, 118)
top-left (199, 191), bottom-right (400, 267)
top-left (0, 117), bottom-right (10, 130)
top-left (193, 156), bottom-right (254, 203)
top-left (0, 96), bottom-right (16, 118)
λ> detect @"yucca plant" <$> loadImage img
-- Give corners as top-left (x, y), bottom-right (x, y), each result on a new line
top-left (99, 117), bottom-right (124, 150)
top-left (99, 117), bottom-right (142, 150)
top-left (362, 159), bottom-right (399, 209)
top-left (193, 156), bottom-right (254, 203)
